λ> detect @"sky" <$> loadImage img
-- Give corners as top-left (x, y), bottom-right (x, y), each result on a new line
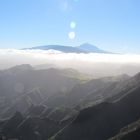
top-left (0, 0), bottom-right (140, 53)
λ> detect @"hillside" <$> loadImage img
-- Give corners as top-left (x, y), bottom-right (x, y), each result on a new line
top-left (54, 73), bottom-right (140, 140)
top-left (1, 65), bottom-right (140, 140)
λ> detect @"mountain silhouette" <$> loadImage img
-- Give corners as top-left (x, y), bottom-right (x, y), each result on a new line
top-left (24, 43), bottom-right (110, 53)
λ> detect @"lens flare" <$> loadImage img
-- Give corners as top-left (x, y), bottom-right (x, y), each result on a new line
top-left (70, 21), bottom-right (76, 29)
top-left (68, 32), bottom-right (76, 39)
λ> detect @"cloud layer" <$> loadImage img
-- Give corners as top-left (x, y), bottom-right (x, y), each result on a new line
top-left (0, 49), bottom-right (140, 77)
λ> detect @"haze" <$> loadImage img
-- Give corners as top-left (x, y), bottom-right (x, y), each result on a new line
top-left (0, 49), bottom-right (140, 77)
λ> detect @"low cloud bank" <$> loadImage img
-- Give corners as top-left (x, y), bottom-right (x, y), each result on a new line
top-left (0, 49), bottom-right (140, 77)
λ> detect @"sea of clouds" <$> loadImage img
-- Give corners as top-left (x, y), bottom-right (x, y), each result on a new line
top-left (0, 49), bottom-right (140, 77)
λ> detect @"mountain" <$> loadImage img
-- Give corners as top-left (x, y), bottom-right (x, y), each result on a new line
top-left (25, 45), bottom-right (86, 53)
top-left (77, 43), bottom-right (110, 53)
top-left (53, 72), bottom-right (140, 140)
top-left (24, 43), bottom-right (110, 53)
top-left (0, 111), bottom-right (68, 140)
top-left (44, 74), bottom-right (130, 108)
top-left (0, 64), bottom-right (131, 118)
top-left (109, 118), bottom-right (140, 140)
top-left (1, 64), bottom-right (140, 140)
top-left (0, 64), bottom-right (83, 118)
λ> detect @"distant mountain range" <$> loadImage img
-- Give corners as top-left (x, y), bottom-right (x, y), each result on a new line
top-left (2, 64), bottom-right (140, 140)
top-left (24, 43), bottom-right (111, 53)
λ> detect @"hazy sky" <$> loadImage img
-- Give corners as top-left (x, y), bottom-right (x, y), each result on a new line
top-left (0, 0), bottom-right (140, 53)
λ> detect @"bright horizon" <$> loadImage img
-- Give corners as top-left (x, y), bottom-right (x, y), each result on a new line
top-left (0, 0), bottom-right (140, 54)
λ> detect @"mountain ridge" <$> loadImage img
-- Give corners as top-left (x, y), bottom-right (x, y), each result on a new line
top-left (24, 43), bottom-right (111, 53)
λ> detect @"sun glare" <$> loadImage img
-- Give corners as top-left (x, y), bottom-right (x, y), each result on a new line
top-left (68, 31), bottom-right (76, 39)
top-left (70, 21), bottom-right (76, 29)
